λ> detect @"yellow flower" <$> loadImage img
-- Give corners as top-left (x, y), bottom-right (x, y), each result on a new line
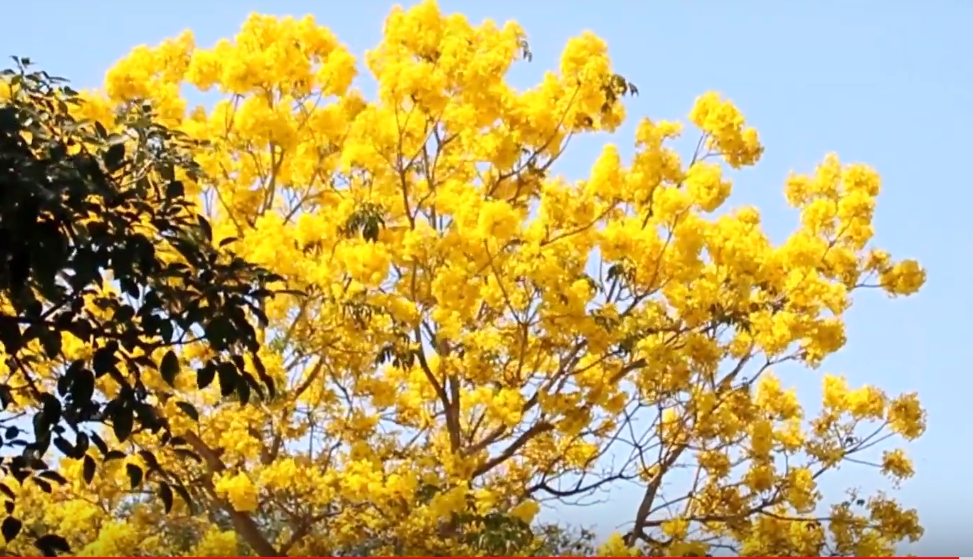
top-left (887, 392), bottom-right (927, 439)
top-left (597, 532), bottom-right (638, 557)
top-left (508, 499), bottom-right (540, 524)
top-left (880, 259), bottom-right (927, 296)
top-left (214, 472), bottom-right (260, 512)
top-left (881, 448), bottom-right (915, 481)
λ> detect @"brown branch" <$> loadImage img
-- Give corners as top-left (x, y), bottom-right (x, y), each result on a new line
top-left (181, 431), bottom-right (283, 557)
top-left (472, 421), bottom-right (553, 478)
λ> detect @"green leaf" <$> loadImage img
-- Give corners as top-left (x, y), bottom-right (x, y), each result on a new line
top-left (82, 454), bottom-right (96, 484)
top-left (203, 315), bottom-right (232, 351)
top-left (236, 378), bottom-right (251, 406)
top-left (32, 478), bottom-right (52, 494)
top-left (35, 533), bottom-right (70, 557)
top-left (175, 401), bottom-right (199, 422)
top-left (160, 350), bottom-right (180, 387)
top-left (90, 432), bottom-right (108, 456)
top-left (69, 368), bottom-right (95, 408)
top-left (104, 142), bottom-right (125, 172)
top-left (253, 355), bottom-right (276, 399)
top-left (0, 319), bottom-right (23, 355)
top-left (112, 407), bottom-right (134, 442)
top-left (40, 329), bottom-right (62, 359)
top-left (37, 471), bottom-right (67, 485)
top-left (92, 346), bottom-right (117, 377)
top-left (172, 483), bottom-right (194, 512)
top-left (158, 482), bottom-right (174, 514)
top-left (1, 517), bottom-right (21, 543)
top-left (114, 305), bottom-right (135, 323)
top-left (196, 364), bottom-right (216, 390)
top-left (74, 432), bottom-right (90, 457)
top-left (126, 463), bottom-right (143, 489)
top-left (52, 437), bottom-right (74, 458)
top-left (260, 372), bottom-right (276, 400)
top-left (165, 180), bottom-right (185, 199)
top-left (137, 450), bottom-right (160, 472)
top-left (196, 215), bottom-right (213, 241)
top-left (216, 362), bottom-right (238, 398)
top-left (103, 450), bottom-right (126, 462)
top-left (159, 320), bottom-right (174, 344)
top-left (32, 410), bottom-right (52, 442)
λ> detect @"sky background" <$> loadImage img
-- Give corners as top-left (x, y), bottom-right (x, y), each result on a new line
top-left (3, 0), bottom-right (971, 554)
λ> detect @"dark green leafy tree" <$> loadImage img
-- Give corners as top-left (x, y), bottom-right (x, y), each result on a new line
top-left (0, 58), bottom-right (282, 556)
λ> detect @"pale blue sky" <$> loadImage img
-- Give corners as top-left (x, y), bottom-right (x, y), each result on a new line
top-left (3, 0), bottom-right (971, 553)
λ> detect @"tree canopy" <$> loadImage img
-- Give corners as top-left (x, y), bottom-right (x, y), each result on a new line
top-left (0, 59), bottom-right (280, 556)
top-left (1, 1), bottom-right (927, 556)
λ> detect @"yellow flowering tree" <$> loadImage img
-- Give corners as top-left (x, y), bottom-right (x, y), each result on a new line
top-left (5, 1), bottom-right (928, 556)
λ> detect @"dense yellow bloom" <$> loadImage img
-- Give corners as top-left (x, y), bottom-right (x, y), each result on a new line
top-left (214, 472), bottom-right (260, 513)
top-left (0, 78), bottom-right (13, 101)
top-left (5, 1), bottom-right (927, 556)
top-left (881, 448), bottom-right (916, 482)
top-left (597, 532), bottom-right (640, 557)
top-left (509, 500), bottom-right (541, 524)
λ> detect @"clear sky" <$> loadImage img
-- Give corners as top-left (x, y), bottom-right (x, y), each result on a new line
top-left (3, 0), bottom-right (971, 553)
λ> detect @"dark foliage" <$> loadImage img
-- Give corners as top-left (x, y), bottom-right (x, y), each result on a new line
top-left (0, 58), bottom-right (281, 555)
